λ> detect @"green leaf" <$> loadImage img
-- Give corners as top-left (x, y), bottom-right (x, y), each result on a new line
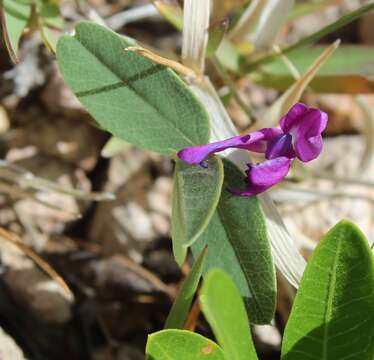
top-left (172, 156), bottom-right (224, 265)
top-left (146, 329), bottom-right (225, 360)
top-left (282, 220), bottom-right (374, 360)
top-left (1, 0), bottom-right (32, 63)
top-left (200, 269), bottom-right (258, 360)
top-left (243, 2), bottom-right (374, 72)
top-left (252, 46), bottom-right (374, 93)
top-left (192, 159), bottom-right (276, 324)
top-left (216, 39), bottom-right (241, 72)
top-left (56, 22), bottom-right (210, 155)
top-left (165, 247), bottom-right (207, 329)
top-left (207, 19), bottom-right (229, 57)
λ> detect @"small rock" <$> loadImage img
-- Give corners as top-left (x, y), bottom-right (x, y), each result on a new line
top-left (114, 202), bottom-right (155, 243)
top-left (0, 106), bottom-right (10, 134)
top-left (41, 65), bottom-right (84, 113)
top-left (90, 161), bottom-right (156, 261)
top-left (316, 95), bottom-right (365, 135)
top-left (0, 326), bottom-right (26, 360)
top-left (4, 34), bottom-right (51, 97)
top-left (105, 148), bottom-right (150, 193)
top-left (4, 266), bottom-right (73, 324)
top-left (84, 256), bottom-right (166, 297)
top-left (147, 177), bottom-right (172, 217)
top-left (8, 107), bottom-right (105, 170)
top-left (150, 212), bottom-right (170, 236)
top-left (253, 324), bottom-right (281, 354)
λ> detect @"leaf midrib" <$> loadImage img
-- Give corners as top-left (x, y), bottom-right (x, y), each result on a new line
top-left (217, 205), bottom-right (264, 320)
top-left (322, 233), bottom-right (342, 359)
top-left (74, 30), bottom-right (198, 148)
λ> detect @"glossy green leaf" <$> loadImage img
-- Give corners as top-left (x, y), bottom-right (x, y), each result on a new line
top-left (172, 156), bottom-right (224, 265)
top-left (243, 2), bottom-right (374, 72)
top-left (192, 159), bottom-right (276, 324)
top-left (165, 247), bottom-right (206, 329)
top-left (282, 220), bottom-right (374, 360)
top-left (56, 22), bottom-right (210, 155)
top-left (252, 46), bottom-right (374, 93)
top-left (146, 329), bottom-right (225, 360)
top-left (1, 0), bottom-right (32, 63)
top-left (200, 269), bottom-right (258, 360)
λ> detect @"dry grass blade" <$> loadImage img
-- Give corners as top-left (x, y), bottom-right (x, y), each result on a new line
top-left (112, 255), bottom-right (174, 297)
top-left (182, 0), bottom-right (210, 74)
top-left (184, 297), bottom-right (200, 331)
top-left (356, 96), bottom-right (374, 175)
top-left (250, 39), bottom-right (340, 131)
top-left (242, 2), bottom-right (374, 72)
top-left (106, 4), bottom-right (159, 30)
top-left (228, 0), bottom-right (266, 44)
top-left (257, 193), bottom-right (306, 288)
top-left (251, 0), bottom-right (295, 51)
top-left (211, 56), bottom-right (253, 123)
top-left (189, 78), bottom-right (238, 143)
top-left (0, 182), bottom-right (81, 219)
top-left (0, 160), bottom-right (114, 201)
top-left (229, 0), bottom-right (294, 51)
top-left (126, 47), bottom-right (196, 78)
top-left (151, 0), bottom-right (183, 30)
top-left (0, 227), bottom-right (74, 301)
top-left (273, 44), bottom-right (300, 80)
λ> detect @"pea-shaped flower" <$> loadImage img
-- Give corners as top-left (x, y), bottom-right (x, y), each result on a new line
top-left (177, 103), bottom-right (327, 196)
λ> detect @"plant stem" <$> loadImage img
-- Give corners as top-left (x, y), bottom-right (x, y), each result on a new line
top-left (211, 56), bottom-right (254, 125)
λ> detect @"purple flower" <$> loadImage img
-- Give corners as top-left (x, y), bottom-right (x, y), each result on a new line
top-left (177, 103), bottom-right (327, 196)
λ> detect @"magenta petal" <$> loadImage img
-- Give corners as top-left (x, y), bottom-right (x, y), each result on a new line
top-left (245, 128), bottom-right (283, 153)
top-left (294, 109), bottom-right (328, 162)
top-left (279, 103), bottom-right (328, 162)
top-left (177, 131), bottom-right (268, 165)
top-left (265, 133), bottom-right (295, 160)
top-left (177, 135), bottom-right (249, 164)
top-left (235, 157), bottom-right (292, 196)
top-left (279, 103), bottom-right (308, 133)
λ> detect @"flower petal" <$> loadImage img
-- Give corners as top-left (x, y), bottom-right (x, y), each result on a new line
top-left (247, 128), bottom-right (284, 153)
top-left (294, 109), bottom-right (328, 162)
top-left (279, 103), bottom-right (328, 162)
top-left (177, 129), bottom-right (280, 165)
top-left (234, 157), bottom-right (292, 196)
top-left (265, 133), bottom-right (295, 160)
top-left (279, 103), bottom-right (308, 133)
top-left (177, 135), bottom-right (250, 164)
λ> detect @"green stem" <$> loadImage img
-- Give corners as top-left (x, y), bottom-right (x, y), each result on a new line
top-left (241, 2), bottom-right (374, 73)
